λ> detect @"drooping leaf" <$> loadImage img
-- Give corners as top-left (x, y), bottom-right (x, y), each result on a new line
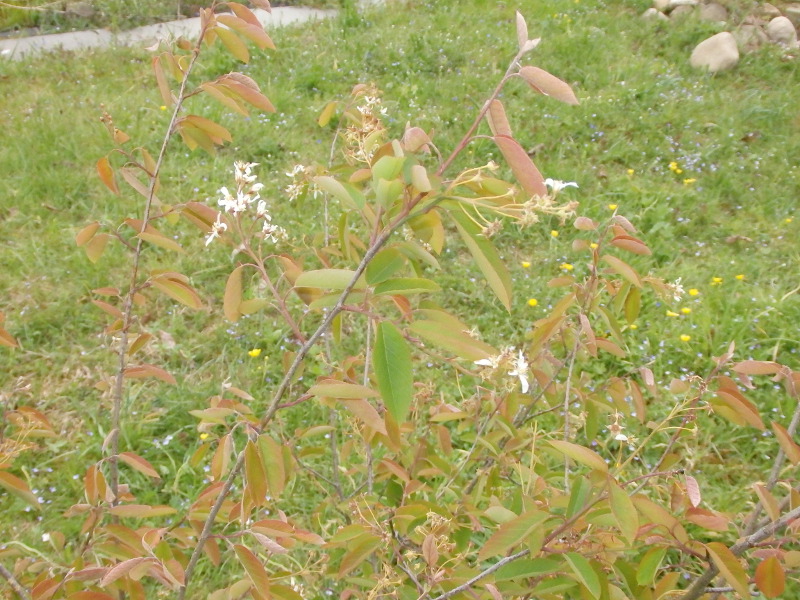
top-left (337, 533), bottom-right (382, 577)
top-left (258, 434), bottom-right (286, 499)
top-left (307, 382), bottom-right (380, 399)
top-left (732, 360), bottom-right (782, 375)
top-left (214, 26), bottom-right (250, 62)
top-left (224, 265), bottom-right (244, 322)
top-left (685, 475), bottom-right (702, 508)
top-left (137, 232), bottom-right (184, 253)
top-left (610, 235), bottom-right (651, 256)
top-left (245, 441), bottom-right (268, 507)
top-left (151, 55), bottom-right (173, 106)
top-left (409, 320), bottom-right (496, 362)
top-left (85, 233), bottom-right (111, 264)
top-left (338, 399), bottom-right (388, 435)
top-left (76, 222), bottom-right (101, 247)
top-left (492, 135), bottom-right (546, 198)
top-left (602, 254), bottom-right (641, 288)
top-left (123, 364), bottom-right (177, 385)
top-left (705, 542), bottom-right (750, 599)
top-left (486, 99), bottom-right (512, 137)
top-left (107, 505), bottom-right (177, 518)
top-left (150, 275), bottom-right (203, 309)
top-left (234, 544), bottom-right (270, 597)
top-left (449, 209), bottom-right (512, 310)
top-left (366, 248), bottom-right (406, 285)
top-left (100, 558), bottom-right (155, 588)
top-left (608, 479), bottom-right (638, 543)
top-left (97, 157), bottom-right (119, 195)
top-left (318, 101), bottom-right (338, 127)
top-left (294, 269), bottom-right (365, 290)
top-left (495, 558), bottom-right (559, 582)
top-left (771, 422), bottom-right (800, 464)
top-left (373, 322), bottom-right (413, 423)
top-left (373, 277), bottom-right (440, 297)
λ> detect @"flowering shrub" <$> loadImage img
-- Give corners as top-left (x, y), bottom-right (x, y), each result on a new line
top-left (2, 3), bottom-right (800, 600)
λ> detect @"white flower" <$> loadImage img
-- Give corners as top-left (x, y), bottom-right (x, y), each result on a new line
top-left (670, 277), bottom-right (685, 302)
top-left (474, 355), bottom-right (500, 370)
top-left (262, 222), bottom-right (287, 243)
top-left (42, 533), bottom-right (51, 542)
top-left (507, 350), bottom-right (530, 394)
top-left (256, 200), bottom-right (269, 218)
top-left (544, 178), bottom-right (579, 193)
top-left (285, 164), bottom-right (306, 178)
top-left (205, 216), bottom-right (227, 246)
top-left (234, 161), bottom-right (258, 185)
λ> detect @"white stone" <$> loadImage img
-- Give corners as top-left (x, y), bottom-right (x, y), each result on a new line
top-left (699, 3), bottom-right (728, 23)
top-left (690, 31), bottom-right (740, 72)
top-left (667, 0), bottom-right (698, 8)
top-left (759, 3), bottom-right (783, 19)
top-left (653, 0), bottom-right (670, 10)
top-left (766, 16), bottom-right (798, 46)
top-left (642, 7), bottom-right (669, 20)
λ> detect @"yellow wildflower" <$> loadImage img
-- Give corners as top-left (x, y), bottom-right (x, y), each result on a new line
top-left (248, 348), bottom-right (262, 358)
top-left (666, 310), bottom-right (679, 317)
top-left (527, 298), bottom-right (538, 307)
top-left (608, 204), bottom-right (618, 210)
top-left (669, 161), bottom-right (678, 171)
top-left (689, 288), bottom-right (699, 296)
top-left (521, 261), bottom-right (531, 268)
top-left (590, 242), bottom-right (598, 249)
top-left (550, 230), bottom-right (559, 238)
top-left (735, 274), bottom-right (745, 281)
top-left (560, 263), bottom-right (574, 271)
top-left (681, 307), bottom-right (692, 315)
top-left (680, 334), bottom-right (691, 342)
top-left (683, 178), bottom-right (697, 185)
top-left (786, 217), bottom-right (794, 224)
top-left (199, 433), bottom-right (209, 441)
top-left (711, 277), bottom-right (723, 286)
top-left (626, 169), bottom-right (634, 176)
top-left (159, 105), bottom-right (167, 111)
top-left (629, 323), bottom-right (638, 330)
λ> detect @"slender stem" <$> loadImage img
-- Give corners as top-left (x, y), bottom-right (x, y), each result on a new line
top-left (679, 504), bottom-right (800, 600)
top-left (363, 317), bottom-right (374, 494)
top-left (424, 549), bottom-right (528, 600)
top-left (0, 562), bottom-right (30, 600)
top-left (108, 29), bottom-right (207, 506)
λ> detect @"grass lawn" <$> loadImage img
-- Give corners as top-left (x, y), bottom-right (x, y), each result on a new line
top-left (1, 0), bottom-right (799, 594)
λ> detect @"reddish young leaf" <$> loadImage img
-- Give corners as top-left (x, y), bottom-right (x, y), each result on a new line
top-left (234, 544), bottom-right (271, 597)
top-left (118, 452), bottom-right (161, 479)
top-left (124, 364), bottom-right (177, 385)
top-left (602, 254), bottom-right (642, 288)
top-left (76, 222), bottom-right (101, 246)
top-left (99, 557), bottom-right (156, 587)
top-left (151, 56), bottom-right (173, 106)
top-left (486, 99), bottom-right (512, 137)
top-left (685, 475), bottom-right (701, 508)
top-left (224, 265), bottom-right (244, 322)
top-left (107, 504), bottom-right (177, 518)
top-left (753, 483), bottom-right (780, 521)
top-left (0, 324), bottom-right (19, 348)
top-left (515, 11), bottom-right (528, 51)
top-left (492, 135), bottom-right (547, 198)
top-left (150, 276), bottom-right (203, 309)
top-left (610, 235), bottom-right (651, 256)
top-left (771, 422), bottom-right (800, 464)
top-left (518, 66), bottom-right (579, 105)
top-left (732, 360), bottom-right (782, 376)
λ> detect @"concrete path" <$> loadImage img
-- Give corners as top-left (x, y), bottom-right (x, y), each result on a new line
top-left (0, 6), bottom-right (336, 60)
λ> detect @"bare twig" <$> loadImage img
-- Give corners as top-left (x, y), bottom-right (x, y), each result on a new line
top-left (0, 562), bottom-right (30, 600)
top-left (679, 504), bottom-right (800, 600)
top-left (424, 549), bottom-right (528, 600)
top-left (107, 16), bottom-right (209, 506)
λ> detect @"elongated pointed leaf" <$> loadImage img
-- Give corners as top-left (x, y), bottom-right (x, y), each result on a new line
top-left (97, 157), bottom-right (119, 195)
top-left (486, 99), bottom-right (512, 137)
top-left (308, 382), bottom-right (380, 399)
top-left (234, 544), bottom-right (270, 597)
top-left (706, 542), bottom-right (749, 599)
top-left (549, 440), bottom-right (608, 472)
top-left (0, 470), bottom-right (39, 508)
top-left (449, 209), bottom-right (512, 310)
top-left (519, 66), bottom-right (579, 105)
top-left (224, 265), bottom-right (244, 322)
top-left (118, 452), bottom-right (160, 479)
top-left (755, 556), bottom-right (785, 599)
top-left (245, 441), bottom-right (268, 507)
top-left (492, 135), bottom-right (546, 198)
top-left (477, 510), bottom-right (548, 560)
top-left (772, 422), bottom-right (800, 464)
top-left (564, 553), bottom-right (601, 599)
top-left (608, 479), bottom-right (638, 543)
top-left (373, 322), bottom-right (413, 423)
top-left (151, 276), bottom-right (203, 309)
top-left (338, 534), bottom-right (382, 577)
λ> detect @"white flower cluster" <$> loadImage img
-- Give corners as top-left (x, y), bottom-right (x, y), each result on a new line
top-left (474, 347), bottom-right (530, 393)
top-left (205, 161), bottom-right (286, 246)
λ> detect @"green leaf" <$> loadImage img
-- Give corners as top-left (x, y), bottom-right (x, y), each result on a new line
top-left (449, 209), bottom-right (512, 311)
top-left (150, 276), bottom-right (202, 309)
top-left (366, 248), bottom-right (406, 285)
top-left (608, 478), bottom-right (638, 544)
top-left (548, 440), bottom-right (608, 472)
top-left (338, 533), bottom-right (382, 577)
top-left (307, 382), bottom-right (380, 399)
top-left (373, 322), bottom-right (413, 423)
top-left (564, 553), bottom-right (601, 599)
top-left (706, 542), bottom-right (749, 599)
top-left (314, 176), bottom-right (365, 210)
top-left (477, 510), bottom-right (548, 561)
top-left (224, 265), bottom-right (244, 322)
top-left (295, 269), bottom-right (365, 290)
top-left (636, 547), bottom-right (666, 586)
top-left (245, 441), bottom-right (268, 507)
top-left (495, 558), bottom-right (559, 581)
top-left (373, 277), bottom-right (440, 297)
top-left (409, 320), bottom-right (496, 362)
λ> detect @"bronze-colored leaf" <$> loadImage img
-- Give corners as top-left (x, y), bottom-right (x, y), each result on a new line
top-left (96, 157), bottom-right (119, 195)
top-left (519, 66), bottom-right (579, 105)
top-left (493, 135), bottom-right (546, 198)
top-left (224, 265), bottom-right (244, 322)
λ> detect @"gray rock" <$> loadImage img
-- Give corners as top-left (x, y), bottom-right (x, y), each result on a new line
top-left (670, 5), bottom-right (695, 18)
top-left (699, 3), bottom-right (728, 22)
top-left (759, 3), bottom-right (783, 19)
top-left (667, 0), bottom-right (698, 8)
top-left (690, 31), bottom-right (740, 72)
top-left (734, 24), bottom-right (768, 53)
top-left (642, 7), bottom-right (669, 20)
top-left (766, 16), bottom-right (798, 46)
top-left (653, 0), bottom-right (670, 10)
top-left (786, 5), bottom-right (800, 27)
